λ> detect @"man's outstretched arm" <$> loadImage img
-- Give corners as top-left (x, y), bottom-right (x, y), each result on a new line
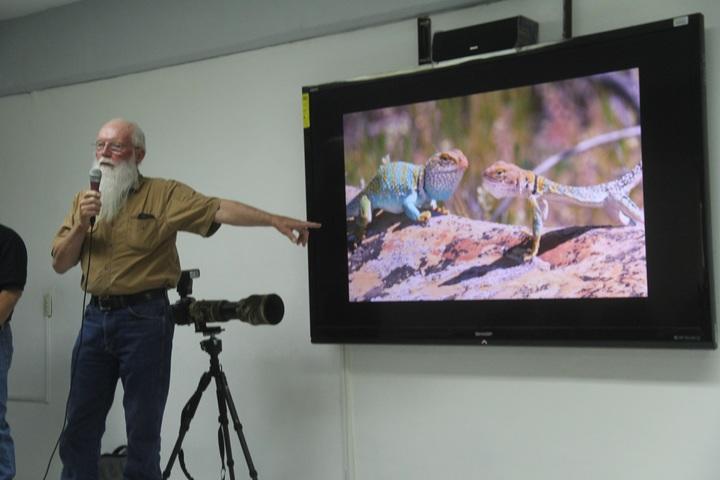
top-left (214, 199), bottom-right (321, 246)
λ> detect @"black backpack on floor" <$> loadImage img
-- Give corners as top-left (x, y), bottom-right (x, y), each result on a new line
top-left (99, 445), bottom-right (127, 480)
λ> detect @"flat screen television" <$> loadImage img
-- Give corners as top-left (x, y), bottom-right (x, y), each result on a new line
top-left (302, 13), bottom-right (715, 348)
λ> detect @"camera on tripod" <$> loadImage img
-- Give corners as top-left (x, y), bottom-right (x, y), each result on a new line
top-left (165, 268), bottom-right (278, 480)
top-left (172, 269), bottom-right (284, 335)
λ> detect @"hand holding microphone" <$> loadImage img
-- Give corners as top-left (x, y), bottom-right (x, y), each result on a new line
top-left (81, 167), bottom-right (102, 227)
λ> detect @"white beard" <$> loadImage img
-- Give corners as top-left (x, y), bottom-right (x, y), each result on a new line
top-left (95, 157), bottom-right (140, 222)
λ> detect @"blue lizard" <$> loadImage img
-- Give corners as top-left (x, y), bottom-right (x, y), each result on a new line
top-left (346, 149), bottom-right (469, 241)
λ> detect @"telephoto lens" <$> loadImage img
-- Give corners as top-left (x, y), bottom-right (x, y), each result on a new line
top-left (236, 294), bottom-right (284, 325)
top-left (188, 294), bottom-right (284, 325)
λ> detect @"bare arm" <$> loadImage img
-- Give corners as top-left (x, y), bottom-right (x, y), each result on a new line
top-left (0, 289), bottom-right (22, 326)
top-left (214, 199), bottom-right (321, 246)
top-left (52, 191), bottom-right (101, 274)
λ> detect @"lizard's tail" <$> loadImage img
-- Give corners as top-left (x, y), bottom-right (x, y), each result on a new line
top-left (607, 161), bottom-right (643, 194)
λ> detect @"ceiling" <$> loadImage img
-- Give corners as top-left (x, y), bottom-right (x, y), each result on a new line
top-left (0, 0), bottom-right (82, 21)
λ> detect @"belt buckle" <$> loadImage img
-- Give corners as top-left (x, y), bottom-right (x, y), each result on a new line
top-left (97, 295), bottom-right (114, 311)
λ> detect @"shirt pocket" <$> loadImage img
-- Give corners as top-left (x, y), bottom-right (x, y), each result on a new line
top-left (127, 213), bottom-right (160, 251)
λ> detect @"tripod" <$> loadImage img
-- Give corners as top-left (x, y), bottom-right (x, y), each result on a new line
top-left (163, 332), bottom-right (258, 480)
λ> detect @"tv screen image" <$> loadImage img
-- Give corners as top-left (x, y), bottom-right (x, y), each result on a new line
top-left (343, 68), bottom-right (646, 302)
top-left (303, 14), bottom-right (714, 347)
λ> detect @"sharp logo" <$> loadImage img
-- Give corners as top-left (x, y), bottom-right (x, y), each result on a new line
top-left (673, 335), bottom-right (701, 341)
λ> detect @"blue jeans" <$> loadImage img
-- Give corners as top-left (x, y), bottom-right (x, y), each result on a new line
top-left (0, 324), bottom-right (14, 480)
top-left (60, 297), bottom-right (174, 480)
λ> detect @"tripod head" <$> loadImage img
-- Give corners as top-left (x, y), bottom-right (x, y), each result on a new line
top-left (172, 269), bottom-right (284, 335)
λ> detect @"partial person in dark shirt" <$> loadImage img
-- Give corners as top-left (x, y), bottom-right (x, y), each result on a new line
top-left (0, 224), bottom-right (27, 479)
top-left (51, 118), bottom-right (320, 480)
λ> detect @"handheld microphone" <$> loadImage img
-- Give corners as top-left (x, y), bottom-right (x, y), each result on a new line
top-left (89, 167), bottom-right (102, 226)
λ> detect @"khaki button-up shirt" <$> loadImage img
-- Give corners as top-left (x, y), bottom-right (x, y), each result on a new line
top-left (52, 176), bottom-right (220, 295)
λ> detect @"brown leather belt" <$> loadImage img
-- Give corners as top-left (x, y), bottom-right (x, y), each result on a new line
top-left (90, 288), bottom-right (168, 311)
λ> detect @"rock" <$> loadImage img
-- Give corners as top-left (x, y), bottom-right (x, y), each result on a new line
top-left (347, 213), bottom-right (647, 301)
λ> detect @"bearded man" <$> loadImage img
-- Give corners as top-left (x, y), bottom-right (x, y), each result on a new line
top-left (51, 118), bottom-right (319, 480)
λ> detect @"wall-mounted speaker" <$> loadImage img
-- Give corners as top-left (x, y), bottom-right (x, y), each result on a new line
top-left (432, 16), bottom-right (539, 62)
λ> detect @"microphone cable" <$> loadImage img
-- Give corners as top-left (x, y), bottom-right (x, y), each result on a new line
top-left (42, 223), bottom-right (95, 480)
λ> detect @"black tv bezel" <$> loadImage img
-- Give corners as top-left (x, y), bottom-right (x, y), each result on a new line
top-left (303, 13), bottom-right (715, 348)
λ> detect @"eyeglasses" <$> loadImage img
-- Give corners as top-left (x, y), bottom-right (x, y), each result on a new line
top-left (94, 141), bottom-right (133, 154)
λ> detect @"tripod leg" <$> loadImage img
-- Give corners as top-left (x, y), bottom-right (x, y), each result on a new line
top-left (162, 371), bottom-right (213, 480)
top-left (215, 380), bottom-right (237, 480)
top-left (219, 371), bottom-right (258, 480)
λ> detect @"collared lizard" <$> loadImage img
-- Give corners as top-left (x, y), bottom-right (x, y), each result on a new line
top-left (347, 148), bottom-right (469, 242)
top-left (482, 160), bottom-right (644, 259)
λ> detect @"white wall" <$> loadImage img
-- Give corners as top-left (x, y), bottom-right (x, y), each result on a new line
top-left (0, 0), bottom-right (719, 479)
top-left (0, 0), bottom-right (496, 97)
